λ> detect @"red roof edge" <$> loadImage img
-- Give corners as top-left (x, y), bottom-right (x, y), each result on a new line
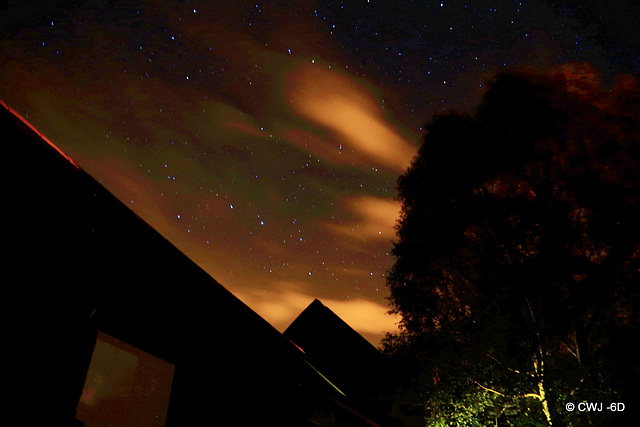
top-left (0, 99), bottom-right (80, 169)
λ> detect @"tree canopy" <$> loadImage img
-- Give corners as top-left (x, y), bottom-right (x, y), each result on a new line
top-left (383, 64), bottom-right (640, 426)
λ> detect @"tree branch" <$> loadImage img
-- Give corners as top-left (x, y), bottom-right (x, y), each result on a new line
top-left (481, 351), bottom-right (535, 378)
top-left (468, 376), bottom-right (542, 401)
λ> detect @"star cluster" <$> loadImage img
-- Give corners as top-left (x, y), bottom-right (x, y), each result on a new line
top-left (1, 0), bottom-right (638, 345)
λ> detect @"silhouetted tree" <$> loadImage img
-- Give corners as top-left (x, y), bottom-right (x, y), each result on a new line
top-left (383, 64), bottom-right (640, 426)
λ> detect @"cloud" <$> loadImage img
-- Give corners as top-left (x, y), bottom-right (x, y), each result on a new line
top-left (324, 296), bottom-right (399, 339)
top-left (235, 284), bottom-right (399, 347)
top-left (319, 195), bottom-right (401, 243)
top-left (285, 64), bottom-right (417, 173)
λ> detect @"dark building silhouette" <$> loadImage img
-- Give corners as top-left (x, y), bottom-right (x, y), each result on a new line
top-left (2, 101), bottom-right (389, 426)
top-left (285, 299), bottom-right (385, 397)
top-left (285, 299), bottom-right (411, 426)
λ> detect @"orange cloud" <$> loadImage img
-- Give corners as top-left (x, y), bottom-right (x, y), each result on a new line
top-left (235, 285), bottom-right (399, 347)
top-left (324, 297), bottom-right (400, 341)
top-left (285, 64), bottom-right (417, 173)
top-left (320, 195), bottom-right (401, 242)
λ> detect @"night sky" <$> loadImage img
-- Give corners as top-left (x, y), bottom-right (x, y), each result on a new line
top-left (2, 0), bottom-right (638, 346)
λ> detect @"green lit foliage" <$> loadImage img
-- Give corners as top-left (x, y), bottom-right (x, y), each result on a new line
top-left (383, 64), bottom-right (640, 426)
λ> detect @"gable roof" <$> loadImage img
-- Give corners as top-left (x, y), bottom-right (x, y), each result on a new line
top-left (2, 101), bottom-right (381, 426)
top-left (285, 299), bottom-right (399, 422)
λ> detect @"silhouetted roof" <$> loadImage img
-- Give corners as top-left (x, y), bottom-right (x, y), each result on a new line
top-left (2, 101), bottom-right (381, 426)
top-left (285, 299), bottom-right (389, 412)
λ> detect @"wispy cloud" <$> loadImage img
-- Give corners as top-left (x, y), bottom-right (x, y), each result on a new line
top-left (235, 284), bottom-right (399, 346)
top-left (285, 64), bottom-right (417, 173)
top-left (320, 195), bottom-right (401, 242)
